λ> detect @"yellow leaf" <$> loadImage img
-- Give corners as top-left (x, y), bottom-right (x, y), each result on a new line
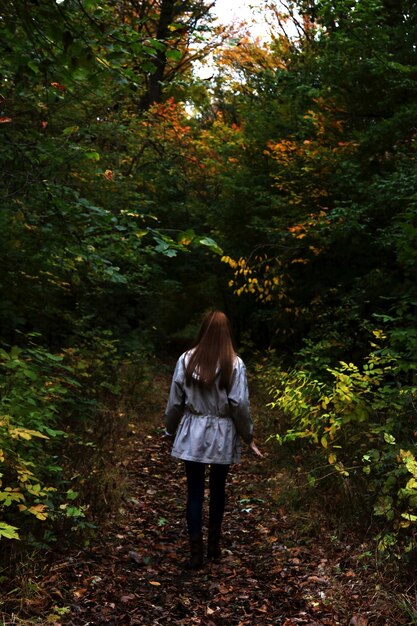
top-left (10, 427), bottom-right (49, 440)
top-left (28, 504), bottom-right (48, 520)
top-left (11, 428), bottom-right (31, 440)
top-left (406, 478), bottom-right (417, 490)
top-left (328, 453), bottom-right (336, 465)
top-left (321, 436), bottom-right (328, 449)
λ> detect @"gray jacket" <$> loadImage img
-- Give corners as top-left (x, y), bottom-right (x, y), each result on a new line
top-left (164, 351), bottom-right (253, 465)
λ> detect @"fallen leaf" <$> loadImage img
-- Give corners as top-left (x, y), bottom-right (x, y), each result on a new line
top-left (305, 575), bottom-right (328, 584)
top-left (128, 550), bottom-right (144, 565)
top-left (121, 594), bottom-right (136, 603)
top-left (350, 616), bottom-right (368, 626)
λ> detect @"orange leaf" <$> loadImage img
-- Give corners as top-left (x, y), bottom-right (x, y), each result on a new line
top-left (50, 82), bottom-right (66, 91)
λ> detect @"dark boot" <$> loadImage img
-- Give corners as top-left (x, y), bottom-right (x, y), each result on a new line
top-left (207, 526), bottom-right (221, 562)
top-left (187, 533), bottom-right (204, 570)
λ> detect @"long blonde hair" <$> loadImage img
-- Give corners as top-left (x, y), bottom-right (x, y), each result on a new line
top-left (185, 311), bottom-right (236, 390)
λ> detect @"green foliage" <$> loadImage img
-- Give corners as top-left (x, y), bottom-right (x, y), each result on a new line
top-left (0, 0), bottom-right (223, 349)
top-left (268, 330), bottom-right (417, 558)
top-left (0, 343), bottom-right (84, 541)
top-left (2, 0), bottom-right (417, 571)
top-left (0, 0), bottom-right (223, 557)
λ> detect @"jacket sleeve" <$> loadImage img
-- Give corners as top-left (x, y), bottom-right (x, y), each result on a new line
top-left (164, 356), bottom-right (186, 435)
top-left (228, 358), bottom-right (253, 444)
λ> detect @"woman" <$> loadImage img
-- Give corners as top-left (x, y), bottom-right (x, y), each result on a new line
top-left (164, 310), bottom-right (262, 570)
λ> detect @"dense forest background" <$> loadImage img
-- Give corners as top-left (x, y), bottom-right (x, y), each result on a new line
top-left (1, 0), bottom-right (417, 575)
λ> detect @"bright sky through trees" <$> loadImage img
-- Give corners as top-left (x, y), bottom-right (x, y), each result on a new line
top-left (192, 0), bottom-right (271, 79)
top-left (212, 0), bottom-right (270, 39)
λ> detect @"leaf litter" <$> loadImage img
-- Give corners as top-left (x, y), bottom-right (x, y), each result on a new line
top-left (1, 372), bottom-right (404, 625)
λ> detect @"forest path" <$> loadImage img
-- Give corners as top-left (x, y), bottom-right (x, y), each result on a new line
top-left (50, 369), bottom-right (392, 626)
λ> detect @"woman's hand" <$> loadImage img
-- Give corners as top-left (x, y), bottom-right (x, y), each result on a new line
top-left (249, 440), bottom-right (264, 458)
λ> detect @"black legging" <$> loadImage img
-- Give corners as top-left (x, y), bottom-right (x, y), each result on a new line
top-left (184, 460), bottom-right (230, 536)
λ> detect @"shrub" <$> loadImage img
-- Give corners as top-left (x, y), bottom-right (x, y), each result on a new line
top-left (268, 330), bottom-right (417, 559)
top-left (0, 342), bottom-right (85, 542)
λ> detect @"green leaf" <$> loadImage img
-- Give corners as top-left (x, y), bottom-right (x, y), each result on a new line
top-left (0, 490), bottom-right (25, 505)
top-left (63, 126), bottom-right (79, 136)
top-left (63, 506), bottom-right (85, 518)
top-left (23, 368), bottom-right (38, 381)
top-left (0, 522), bottom-right (20, 540)
top-left (155, 243), bottom-right (177, 257)
top-left (197, 237), bottom-right (223, 255)
top-left (72, 66), bottom-right (90, 81)
top-left (27, 60), bottom-right (40, 74)
top-left (142, 61), bottom-right (157, 73)
top-left (166, 49), bottom-right (182, 61)
top-left (148, 39), bottom-right (166, 51)
top-left (84, 151), bottom-right (100, 161)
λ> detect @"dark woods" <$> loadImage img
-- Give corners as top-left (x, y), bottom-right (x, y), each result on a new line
top-left (1, 0), bottom-right (417, 570)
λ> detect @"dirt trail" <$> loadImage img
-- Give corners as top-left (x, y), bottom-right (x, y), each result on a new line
top-left (4, 369), bottom-right (398, 625)
top-left (53, 384), bottom-right (393, 626)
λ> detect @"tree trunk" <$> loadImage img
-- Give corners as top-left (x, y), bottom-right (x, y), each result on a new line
top-left (139, 0), bottom-right (178, 110)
